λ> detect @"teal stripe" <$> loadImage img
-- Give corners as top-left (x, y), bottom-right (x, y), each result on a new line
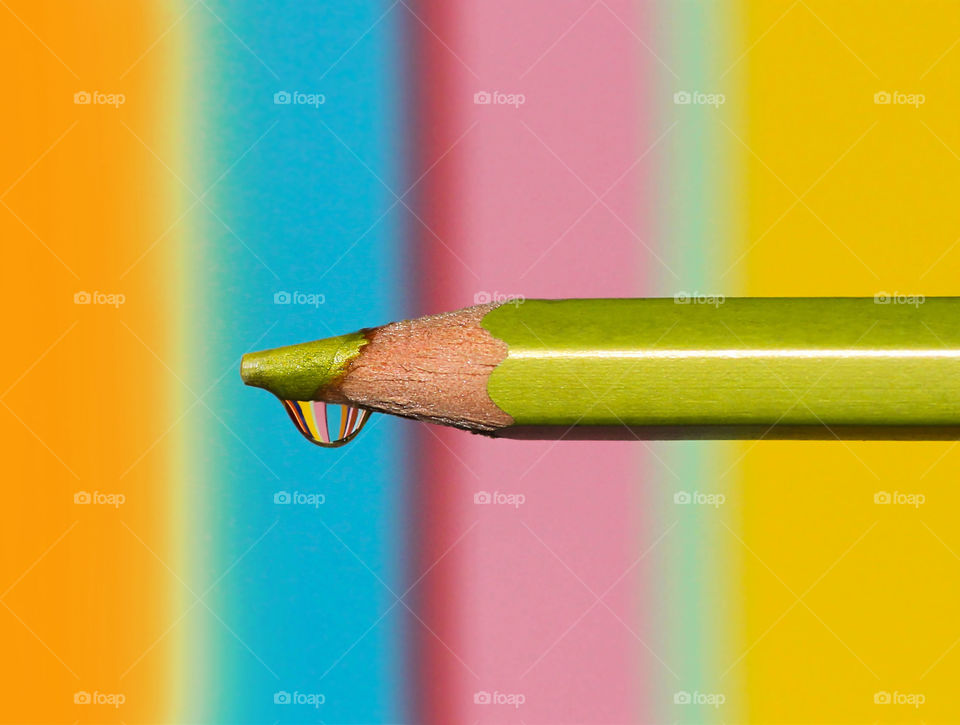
top-left (650, 2), bottom-right (736, 722)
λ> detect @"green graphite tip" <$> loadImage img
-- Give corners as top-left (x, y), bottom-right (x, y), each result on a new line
top-left (240, 331), bottom-right (369, 401)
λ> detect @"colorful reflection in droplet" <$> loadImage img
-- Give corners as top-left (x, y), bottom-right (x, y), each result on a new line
top-left (281, 399), bottom-right (371, 447)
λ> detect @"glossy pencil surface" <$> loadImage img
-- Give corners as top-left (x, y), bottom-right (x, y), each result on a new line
top-left (484, 298), bottom-right (960, 430)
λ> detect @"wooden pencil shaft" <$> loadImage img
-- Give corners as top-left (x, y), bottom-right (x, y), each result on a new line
top-left (482, 298), bottom-right (960, 431)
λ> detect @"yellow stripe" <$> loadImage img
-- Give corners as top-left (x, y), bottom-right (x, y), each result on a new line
top-left (301, 401), bottom-right (324, 442)
top-left (741, 1), bottom-right (960, 720)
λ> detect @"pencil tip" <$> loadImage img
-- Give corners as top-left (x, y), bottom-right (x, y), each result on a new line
top-left (240, 331), bottom-right (369, 401)
top-left (239, 352), bottom-right (264, 386)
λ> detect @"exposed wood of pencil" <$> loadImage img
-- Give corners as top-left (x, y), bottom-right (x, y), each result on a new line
top-left (321, 303), bottom-right (513, 432)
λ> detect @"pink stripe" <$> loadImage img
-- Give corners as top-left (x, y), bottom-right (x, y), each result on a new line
top-left (312, 401), bottom-right (329, 444)
top-left (412, 1), bottom-right (647, 721)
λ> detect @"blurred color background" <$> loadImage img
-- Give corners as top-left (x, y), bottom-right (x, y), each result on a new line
top-left (1, 1), bottom-right (959, 723)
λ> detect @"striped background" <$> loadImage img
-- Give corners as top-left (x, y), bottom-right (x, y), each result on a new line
top-left (2, 2), bottom-right (960, 723)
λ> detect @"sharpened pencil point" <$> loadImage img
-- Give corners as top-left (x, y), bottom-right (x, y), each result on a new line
top-left (240, 331), bottom-right (369, 401)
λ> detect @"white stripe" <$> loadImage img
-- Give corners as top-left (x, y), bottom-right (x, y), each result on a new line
top-left (509, 349), bottom-right (960, 360)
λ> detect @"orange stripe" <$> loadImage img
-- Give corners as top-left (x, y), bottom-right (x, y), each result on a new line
top-left (0, 3), bottom-right (181, 721)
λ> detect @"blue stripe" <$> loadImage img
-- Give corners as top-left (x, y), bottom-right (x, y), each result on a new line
top-left (183, 2), bottom-right (407, 721)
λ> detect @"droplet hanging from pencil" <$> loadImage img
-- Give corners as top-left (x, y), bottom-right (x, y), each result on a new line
top-left (281, 399), bottom-right (371, 447)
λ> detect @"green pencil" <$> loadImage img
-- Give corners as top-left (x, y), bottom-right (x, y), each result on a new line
top-left (240, 297), bottom-right (960, 442)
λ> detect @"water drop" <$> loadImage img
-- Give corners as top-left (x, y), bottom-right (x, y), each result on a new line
top-left (281, 399), bottom-right (371, 447)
